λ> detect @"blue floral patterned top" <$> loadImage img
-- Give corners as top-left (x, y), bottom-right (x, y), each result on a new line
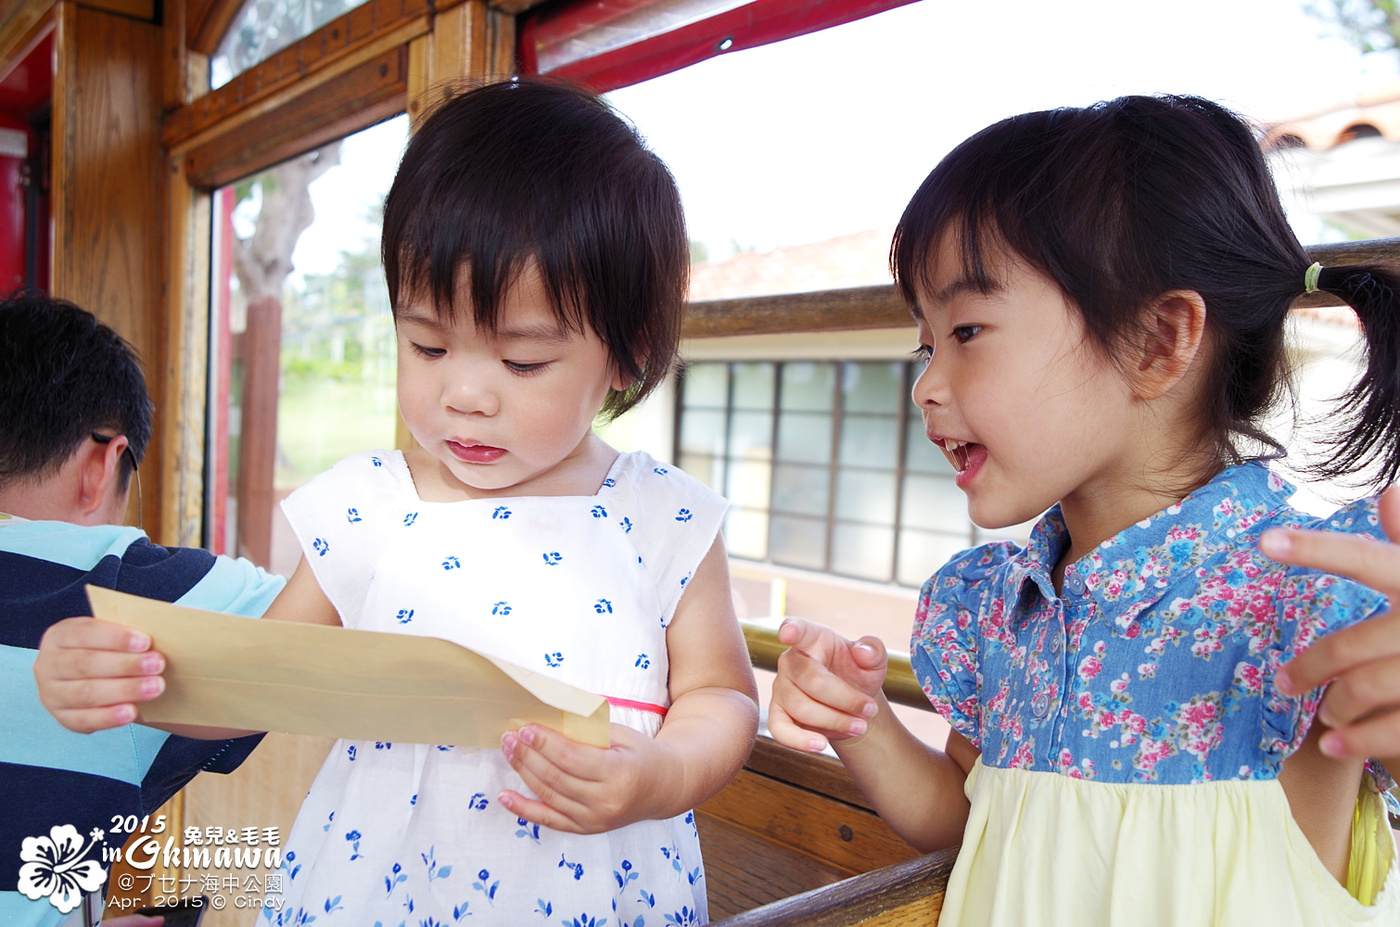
top-left (912, 462), bottom-right (1388, 784)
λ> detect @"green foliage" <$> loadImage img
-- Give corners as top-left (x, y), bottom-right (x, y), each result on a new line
top-left (1307, 0), bottom-right (1400, 56)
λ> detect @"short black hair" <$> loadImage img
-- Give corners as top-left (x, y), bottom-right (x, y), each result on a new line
top-left (892, 94), bottom-right (1400, 488)
top-left (0, 292), bottom-right (151, 488)
top-left (382, 77), bottom-right (689, 420)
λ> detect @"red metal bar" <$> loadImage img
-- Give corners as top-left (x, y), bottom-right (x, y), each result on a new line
top-left (521, 0), bottom-right (922, 94)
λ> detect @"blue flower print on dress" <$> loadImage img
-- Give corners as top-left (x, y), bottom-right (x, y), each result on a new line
top-left (371, 456), bottom-right (383, 467)
top-left (635, 654), bottom-right (650, 669)
top-left (443, 556), bottom-right (460, 570)
top-left (664, 907), bottom-right (699, 926)
top-left (492, 601), bottom-right (512, 616)
top-left (542, 551), bottom-right (563, 566)
top-left (515, 817), bottom-right (541, 844)
top-left (346, 508), bottom-right (362, 524)
top-left (422, 845), bottom-right (452, 883)
top-left (559, 853), bottom-right (585, 880)
top-left (467, 793), bottom-right (488, 810)
top-left (324, 894), bottom-right (344, 914)
top-left (675, 509), bottom-right (692, 522)
top-left (395, 609), bottom-right (414, 624)
top-left (619, 517), bottom-right (633, 534)
top-left (472, 869), bottom-right (500, 905)
top-left (385, 862), bottom-right (406, 897)
top-left (603, 477), bottom-right (616, 487)
top-left (492, 506), bottom-right (511, 520)
top-left (653, 467), bottom-right (668, 476)
top-left (535, 899), bottom-right (554, 918)
top-left (312, 538), bottom-right (330, 556)
top-left (613, 859), bottom-right (638, 894)
top-left (347, 745), bottom-right (357, 760)
top-left (346, 830), bottom-right (363, 861)
top-left (545, 652), bottom-right (564, 668)
top-left (591, 505), bottom-right (608, 519)
top-left (595, 599), bottom-right (613, 614)
top-left (403, 512), bottom-right (418, 526)
top-left (563, 914), bottom-right (607, 927)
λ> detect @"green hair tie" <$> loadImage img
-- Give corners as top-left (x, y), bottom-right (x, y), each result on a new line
top-left (1303, 261), bottom-right (1323, 294)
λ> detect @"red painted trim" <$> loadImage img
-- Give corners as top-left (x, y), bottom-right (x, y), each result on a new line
top-left (520, 0), bottom-right (922, 93)
top-left (604, 696), bottom-right (669, 716)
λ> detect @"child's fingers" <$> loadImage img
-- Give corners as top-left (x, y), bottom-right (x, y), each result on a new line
top-left (1310, 647), bottom-right (1400, 730)
top-left (1278, 606), bottom-right (1400, 697)
top-left (769, 667), bottom-right (871, 745)
top-left (777, 617), bottom-right (841, 659)
top-left (1259, 527), bottom-right (1400, 596)
top-left (42, 616), bottom-right (153, 654)
top-left (504, 726), bottom-right (605, 785)
top-left (765, 701), bottom-right (830, 753)
top-left (496, 788), bottom-right (588, 834)
top-left (1313, 708), bottom-right (1400, 760)
top-left (775, 646), bottom-right (877, 720)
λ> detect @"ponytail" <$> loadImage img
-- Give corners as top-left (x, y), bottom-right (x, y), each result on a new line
top-left (1308, 262), bottom-right (1400, 489)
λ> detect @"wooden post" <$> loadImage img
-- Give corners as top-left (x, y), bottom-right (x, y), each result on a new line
top-left (235, 294), bottom-right (281, 569)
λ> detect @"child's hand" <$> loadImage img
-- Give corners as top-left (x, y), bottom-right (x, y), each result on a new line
top-left (1262, 486), bottom-right (1400, 760)
top-left (33, 617), bottom-right (165, 733)
top-left (767, 616), bottom-right (888, 753)
top-left (497, 723), bottom-right (681, 834)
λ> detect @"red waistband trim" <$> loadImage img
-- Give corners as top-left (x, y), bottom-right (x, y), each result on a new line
top-left (603, 696), bottom-right (668, 717)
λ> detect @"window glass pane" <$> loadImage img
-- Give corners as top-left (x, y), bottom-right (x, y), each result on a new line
top-left (683, 361), bottom-right (728, 407)
top-left (726, 459), bottom-right (772, 509)
top-left (772, 463), bottom-right (829, 517)
top-left (842, 360), bottom-right (905, 413)
top-left (898, 528), bottom-right (974, 588)
top-left (678, 453), bottom-right (723, 491)
top-left (905, 413), bottom-right (950, 474)
top-left (839, 415), bottom-right (898, 468)
top-left (207, 117), bottom-right (409, 573)
top-left (775, 411), bottom-right (832, 464)
top-left (771, 515), bottom-right (827, 571)
top-left (901, 473), bottom-right (969, 533)
top-left (831, 523), bottom-right (894, 582)
top-left (780, 361), bottom-right (835, 412)
top-left (725, 507), bottom-right (769, 560)
top-left (729, 410), bottom-right (773, 460)
top-left (732, 361), bottom-right (775, 410)
top-left (679, 408), bottom-right (727, 456)
top-left (834, 469), bottom-right (896, 524)
top-left (211, 0), bottom-right (371, 89)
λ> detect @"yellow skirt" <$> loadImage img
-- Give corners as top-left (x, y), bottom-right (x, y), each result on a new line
top-left (937, 760), bottom-right (1400, 926)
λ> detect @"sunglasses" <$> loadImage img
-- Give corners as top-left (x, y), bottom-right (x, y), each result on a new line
top-left (90, 432), bottom-right (142, 529)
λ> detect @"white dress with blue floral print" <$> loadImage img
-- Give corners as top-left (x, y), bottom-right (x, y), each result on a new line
top-left (264, 450), bottom-right (724, 927)
top-left (912, 463), bottom-right (1400, 925)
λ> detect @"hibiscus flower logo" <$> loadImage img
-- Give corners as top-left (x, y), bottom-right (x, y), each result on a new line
top-left (17, 825), bottom-right (108, 913)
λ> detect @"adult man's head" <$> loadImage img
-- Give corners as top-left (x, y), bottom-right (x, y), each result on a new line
top-left (0, 293), bottom-right (152, 524)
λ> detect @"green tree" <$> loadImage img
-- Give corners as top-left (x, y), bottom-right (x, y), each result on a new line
top-left (1308, 0), bottom-right (1400, 55)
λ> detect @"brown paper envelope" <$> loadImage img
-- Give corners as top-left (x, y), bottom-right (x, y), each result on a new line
top-left (86, 586), bottom-right (610, 748)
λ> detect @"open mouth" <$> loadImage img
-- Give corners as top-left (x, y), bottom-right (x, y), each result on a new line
top-left (941, 438), bottom-right (971, 472)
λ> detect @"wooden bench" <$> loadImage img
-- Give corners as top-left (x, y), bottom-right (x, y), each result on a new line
top-left (697, 736), bottom-right (953, 923)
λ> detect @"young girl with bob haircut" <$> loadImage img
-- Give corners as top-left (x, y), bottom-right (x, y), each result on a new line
top-left (37, 78), bottom-right (758, 926)
top-left (770, 94), bottom-right (1400, 924)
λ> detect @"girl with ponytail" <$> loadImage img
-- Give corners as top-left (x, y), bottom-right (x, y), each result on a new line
top-left (770, 95), bottom-right (1400, 925)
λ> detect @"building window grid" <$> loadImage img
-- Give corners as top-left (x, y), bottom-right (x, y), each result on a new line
top-left (677, 360), bottom-right (979, 587)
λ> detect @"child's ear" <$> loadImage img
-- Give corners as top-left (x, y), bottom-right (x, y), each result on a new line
top-left (1133, 290), bottom-right (1207, 401)
top-left (77, 435), bottom-right (129, 523)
